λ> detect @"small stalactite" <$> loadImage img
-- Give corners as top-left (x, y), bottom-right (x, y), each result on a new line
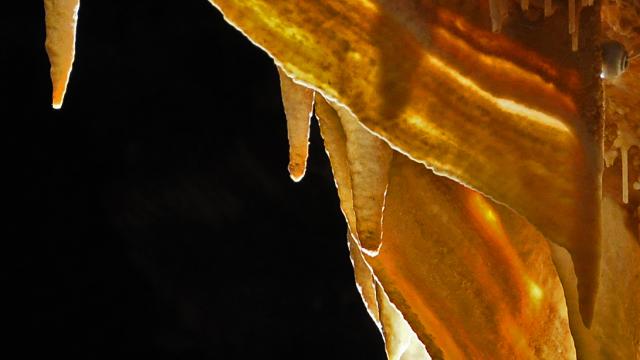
top-left (44, 0), bottom-right (81, 109)
top-left (622, 146), bottom-right (630, 203)
top-left (569, 0), bottom-right (577, 51)
top-left (499, 0), bottom-right (509, 25)
top-left (611, 123), bottom-right (640, 204)
top-left (277, 67), bottom-right (315, 182)
top-left (489, 0), bottom-right (503, 32)
top-left (569, 0), bottom-right (576, 34)
top-left (607, 120), bottom-right (640, 205)
top-left (568, 0), bottom-right (586, 51)
top-left (544, 0), bottom-right (553, 17)
top-left (489, 0), bottom-right (512, 33)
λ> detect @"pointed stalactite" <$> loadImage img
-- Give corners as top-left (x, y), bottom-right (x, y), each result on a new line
top-left (315, 96), bottom-right (358, 231)
top-left (489, 0), bottom-right (503, 32)
top-left (499, 0), bottom-right (509, 25)
top-left (277, 67), bottom-right (314, 182)
top-left (573, 4), bottom-right (581, 52)
top-left (521, 0), bottom-right (529, 11)
top-left (568, 0), bottom-right (581, 51)
top-left (44, 0), bottom-right (80, 109)
top-left (545, 0), bottom-right (553, 17)
top-left (316, 96), bottom-right (382, 329)
top-left (612, 123), bottom-right (640, 204)
top-left (331, 102), bottom-right (393, 256)
top-left (489, 0), bottom-right (510, 33)
top-left (569, 0), bottom-right (576, 34)
top-left (622, 147), bottom-right (629, 204)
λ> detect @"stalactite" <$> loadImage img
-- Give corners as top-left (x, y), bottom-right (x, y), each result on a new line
top-left (44, 0), bottom-right (80, 109)
top-left (277, 67), bottom-right (315, 182)
top-left (490, 0), bottom-right (510, 33)
top-left (569, 0), bottom-right (576, 35)
top-left (571, 1), bottom-right (581, 51)
top-left (489, 0), bottom-right (503, 32)
top-left (544, 0), bottom-right (553, 17)
top-left (622, 147), bottom-right (630, 203)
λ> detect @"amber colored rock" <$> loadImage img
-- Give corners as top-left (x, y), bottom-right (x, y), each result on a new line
top-left (318, 94), bottom-right (576, 359)
top-left (368, 154), bottom-right (576, 359)
top-left (550, 194), bottom-right (640, 359)
top-left (208, 0), bottom-right (605, 327)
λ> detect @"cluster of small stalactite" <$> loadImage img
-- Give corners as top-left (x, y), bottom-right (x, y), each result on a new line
top-left (604, 108), bottom-right (640, 204)
top-left (602, 0), bottom-right (640, 221)
top-left (490, 0), bottom-right (593, 50)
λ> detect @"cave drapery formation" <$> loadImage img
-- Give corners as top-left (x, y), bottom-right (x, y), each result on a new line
top-left (42, 0), bottom-right (639, 359)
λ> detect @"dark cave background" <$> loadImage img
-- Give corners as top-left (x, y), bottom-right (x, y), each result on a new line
top-left (3, 0), bottom-right (385, 358)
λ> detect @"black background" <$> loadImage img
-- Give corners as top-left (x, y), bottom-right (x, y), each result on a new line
top-left (4, 1), bottom-right (385, 358)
